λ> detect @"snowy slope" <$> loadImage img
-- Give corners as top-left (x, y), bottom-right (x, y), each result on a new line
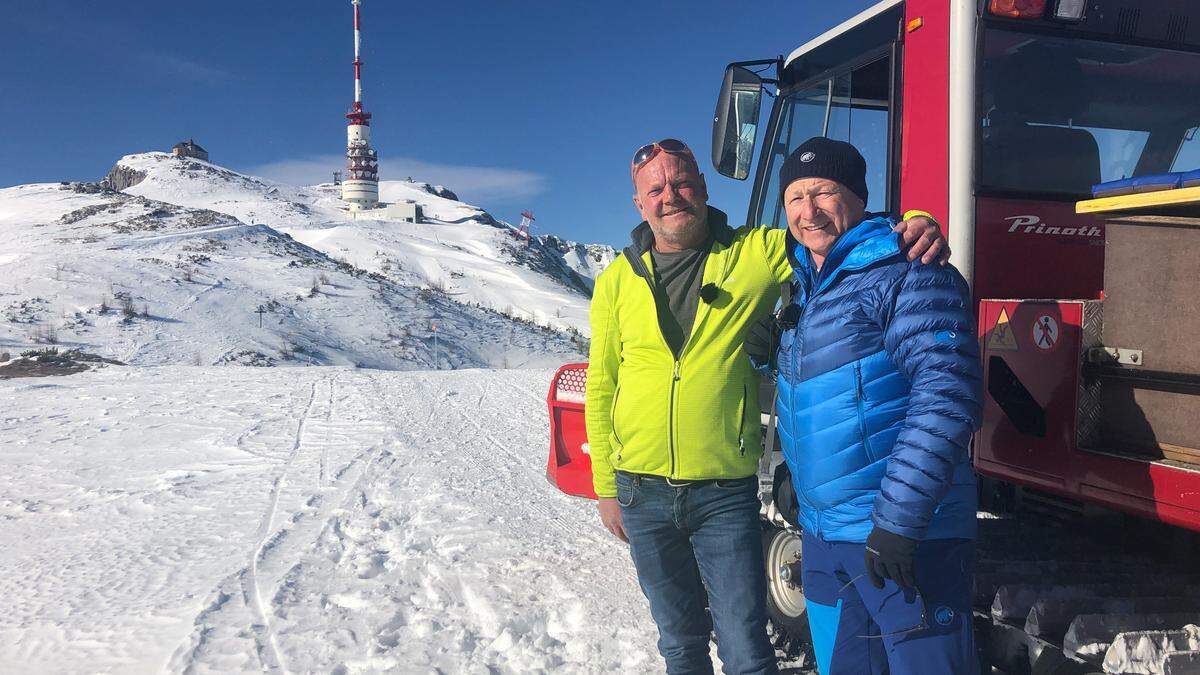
top-left (0, 367), bottom-right (665, 673)
top-left (0, 181), bottom-right (583, 369)
top-left (113, 152), bottom-right (616, 334)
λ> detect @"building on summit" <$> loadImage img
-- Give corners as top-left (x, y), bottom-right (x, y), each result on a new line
top-left (171, 140), bottom-right (208, 162)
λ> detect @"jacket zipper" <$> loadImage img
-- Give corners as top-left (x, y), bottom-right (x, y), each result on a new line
top-left (627, 241), bottom-right (730, 479)
top-left (626, 255), bottom-right (681, 474)
top-left (669, 360), bottom-right (680, 475)
top-left (787, 285), bottom-right (822, 535)
top-left (784, 231), bottom-right (898, 536)
top-left (668, 246), bottom-right (724, 476)
top-left (854, 363), bottom-right (874, 462)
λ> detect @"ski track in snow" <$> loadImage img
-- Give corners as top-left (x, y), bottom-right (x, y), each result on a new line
top-left (245, 375), bottom-right (324, 672)
top-left (0, 366), bottom-right (661, 674)
top-left (104, 223), bottom-right (260, 248)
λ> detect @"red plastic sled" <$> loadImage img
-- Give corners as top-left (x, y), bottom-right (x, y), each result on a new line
top-left (546, 363), bottom-right (597, 499)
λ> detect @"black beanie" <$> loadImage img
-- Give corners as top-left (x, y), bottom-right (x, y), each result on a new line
top-left (778, 137), bottom-right (868, 205)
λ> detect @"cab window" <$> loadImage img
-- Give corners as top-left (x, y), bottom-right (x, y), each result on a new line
top-left (1171, 127), bottom-right (1200, 172)
top-left (978, 30), bottom-right (1200, 197)
top-left (756, 54), bottom-right (894, 229)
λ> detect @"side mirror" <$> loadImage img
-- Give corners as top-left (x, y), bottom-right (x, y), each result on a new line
top-left (712, 65), bottom-right (763, 180)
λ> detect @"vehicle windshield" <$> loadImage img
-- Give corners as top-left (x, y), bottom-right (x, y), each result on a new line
top-left (756, 55), bottom-right (892, 228)
top-left (979, 29), bottom-right (1200, 198)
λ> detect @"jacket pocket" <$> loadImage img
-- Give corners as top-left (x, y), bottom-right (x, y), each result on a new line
top-left (854, 363), bottom-right (877, 462)
top-left (737, 383), bottom-right (748, 456)
top-left (610, 384), bottom-right (624, 457)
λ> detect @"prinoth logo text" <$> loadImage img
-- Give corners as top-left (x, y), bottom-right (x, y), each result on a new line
top-left (1004, 215), bottom-right (1102, 238)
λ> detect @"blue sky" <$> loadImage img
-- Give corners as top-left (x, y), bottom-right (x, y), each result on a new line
top-left (1, 1), bottom-right (875, 246)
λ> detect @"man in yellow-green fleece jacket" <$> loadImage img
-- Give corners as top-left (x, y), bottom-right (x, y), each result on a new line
top-left (584, 137), bottom-right (946, 674)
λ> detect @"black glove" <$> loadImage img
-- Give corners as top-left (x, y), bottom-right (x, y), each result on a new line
top-left (864, 526), bottom-right (919, 590)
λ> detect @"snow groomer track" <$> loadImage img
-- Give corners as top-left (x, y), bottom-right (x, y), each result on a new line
top-left (972, 506), bottom-right (1200, 675)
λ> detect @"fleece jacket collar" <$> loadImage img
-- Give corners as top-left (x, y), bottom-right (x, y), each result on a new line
top-left (623, 206), bottom-right (735, 276)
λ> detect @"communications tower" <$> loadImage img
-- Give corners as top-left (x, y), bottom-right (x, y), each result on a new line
top-left (341, 0), bottom-right (379, 210)
top-left (518, 211), bottom-right (536, 245)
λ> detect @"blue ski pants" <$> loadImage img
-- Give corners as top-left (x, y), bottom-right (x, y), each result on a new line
top-left (801, 531), bottom-right (979, 675)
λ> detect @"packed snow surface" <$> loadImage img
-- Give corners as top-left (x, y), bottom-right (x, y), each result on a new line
top-left (0, 366), bottom-right (663, 673)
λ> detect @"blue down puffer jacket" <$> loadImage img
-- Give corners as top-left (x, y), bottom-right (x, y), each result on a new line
top-left (775, 217), bottom-right (982, 543)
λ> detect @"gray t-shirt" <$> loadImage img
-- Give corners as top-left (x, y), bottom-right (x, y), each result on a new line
top-left (649, 239), bottom-right (710, 357)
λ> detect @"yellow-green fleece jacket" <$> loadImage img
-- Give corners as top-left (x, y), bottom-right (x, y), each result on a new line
top-left (585, 207), bottom-right (792, 497)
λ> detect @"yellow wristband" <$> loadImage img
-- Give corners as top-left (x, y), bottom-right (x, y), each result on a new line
top-left (901, 209), bottom-right (940, 227)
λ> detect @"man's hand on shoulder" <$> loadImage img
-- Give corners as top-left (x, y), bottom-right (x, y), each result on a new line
top-left (894, 212), bottom-right (950, 266)
top-left (598, 497), bottom-right (628, 543)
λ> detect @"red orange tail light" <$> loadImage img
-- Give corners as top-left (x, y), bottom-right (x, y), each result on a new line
top-left (989, 0), bottom-right (1047, 19)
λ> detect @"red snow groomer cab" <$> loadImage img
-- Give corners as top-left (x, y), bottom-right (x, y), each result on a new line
top-left (549, 1), bottom-right (1200, 670)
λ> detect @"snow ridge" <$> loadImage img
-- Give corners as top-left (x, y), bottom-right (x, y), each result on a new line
top-left (0, 150), bottom-right (615, 368)
top-left (115, 151), bottom-right (615, 333)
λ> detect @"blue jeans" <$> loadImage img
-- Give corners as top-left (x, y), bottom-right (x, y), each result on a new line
top-left (801, 531), bottom-right (979, 675)
top-left (616, 471), bottom-right (777, 675)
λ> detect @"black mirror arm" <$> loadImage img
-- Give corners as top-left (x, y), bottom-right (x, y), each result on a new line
top-left (726, 56), bottom-right (783, 86)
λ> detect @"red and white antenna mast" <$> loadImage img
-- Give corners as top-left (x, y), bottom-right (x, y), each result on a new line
top-left (518, 211), bottom-right (536, 246)
top-left (352, 0), bottom-right (365, 110)
top-left (341, 0), bottom-right (380, 211)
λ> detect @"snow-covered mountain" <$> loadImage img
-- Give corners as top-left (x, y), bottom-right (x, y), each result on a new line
top-left (111, 152), bottom-right (615, 332)
top-left (0, 153), bottom-right (616, 369)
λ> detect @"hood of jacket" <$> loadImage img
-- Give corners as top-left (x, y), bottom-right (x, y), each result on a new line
top-left (788, 216), bottom-right (900, 297)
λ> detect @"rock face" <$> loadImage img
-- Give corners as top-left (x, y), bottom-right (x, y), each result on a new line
top-left (496, 232), bottom-right (615, 296)
top-left (540, 235), bottom-right (617, 290)
top-left (428, 184), bottom-right (458, 201)
top-left (101, 164), bottom-right (147, 192)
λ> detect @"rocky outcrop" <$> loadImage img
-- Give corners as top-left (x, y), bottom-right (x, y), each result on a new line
top-left (422, 183), bottom-right (459, 201)
top-left (101, 164), bottom-right (147, 192)
top-left (500, 233), bottom-right (617, 296)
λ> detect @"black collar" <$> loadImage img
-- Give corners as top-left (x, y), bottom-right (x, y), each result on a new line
top-left (626, 206), bottom-right (735, 256)
top-left (623, 206), bottom-right (734, 281)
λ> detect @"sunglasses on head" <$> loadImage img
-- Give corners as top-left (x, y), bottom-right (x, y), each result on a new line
top-left (631, 138), bottom-right (696, 178)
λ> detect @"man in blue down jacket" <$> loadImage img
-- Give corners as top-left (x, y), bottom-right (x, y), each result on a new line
top-left (772, 137), bottom-right (982, 675)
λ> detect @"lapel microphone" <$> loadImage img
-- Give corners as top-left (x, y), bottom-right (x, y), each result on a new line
top-left (699, 283), bottom-right (719, 304)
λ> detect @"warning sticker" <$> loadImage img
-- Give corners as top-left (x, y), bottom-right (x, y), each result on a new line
top-left (1032, 314), bottom-right (1060, 351)
top-left (987, 308), bottom-right (1019, 352)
